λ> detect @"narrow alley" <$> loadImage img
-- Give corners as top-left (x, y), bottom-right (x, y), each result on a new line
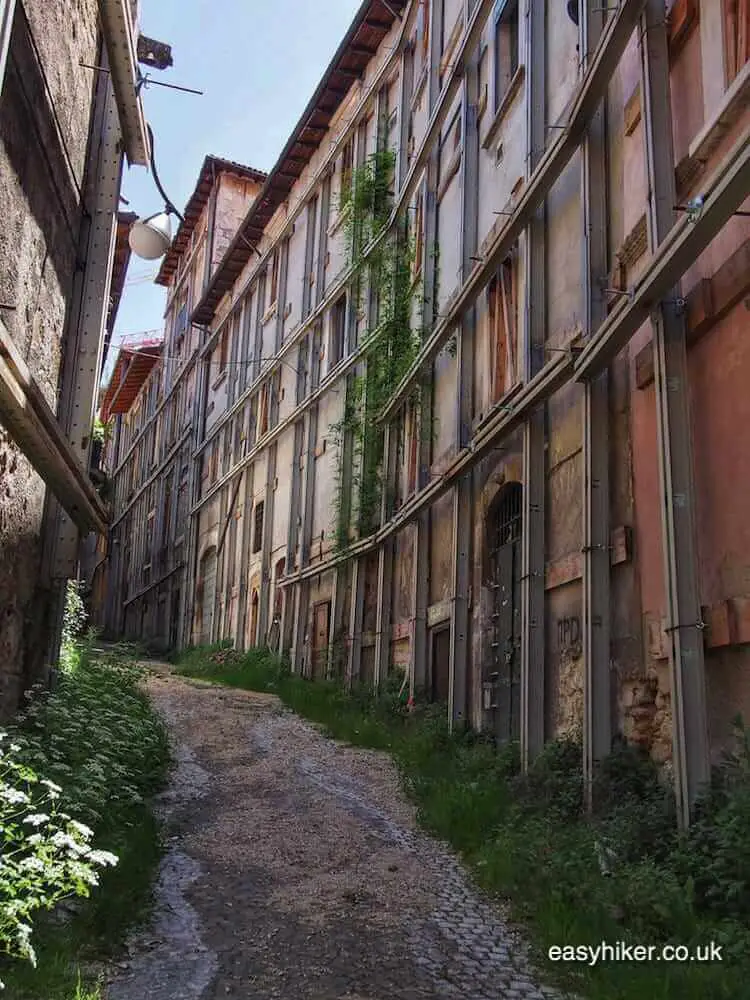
top-left (107, 669), bottom-right (558, 1000)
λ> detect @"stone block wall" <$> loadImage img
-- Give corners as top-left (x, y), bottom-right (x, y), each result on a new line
top-left (0, 0), bottom-right (100, 715)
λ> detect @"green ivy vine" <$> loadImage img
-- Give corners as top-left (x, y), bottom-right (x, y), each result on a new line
top-left (329, 146), bottom-right (422, 550)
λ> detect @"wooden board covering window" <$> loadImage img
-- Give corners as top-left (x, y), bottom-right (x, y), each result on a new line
top-left (487, 255), bottom-right (517, 403)
top-left (725, 0), bottom-right (750, 81)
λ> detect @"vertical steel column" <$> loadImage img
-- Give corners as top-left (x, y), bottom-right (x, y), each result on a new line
top-left (0, 0), bottom-right (16, 95)
top-left (257, 239), bottom-right (290, 643)
top-left (48, 66), bottom-right (122, 580)
top-left (449, 4), bottom-right (480, 728)
top-left (211, 484), bottom-right (228, 642)
top-left (411, 0), bottom-right (443, 698)
top-left (346, 83), bottom-right (389, 686)
top-left (374, 47), bottom-right (411, 690)
top-left (582, 0), bottom-right (612, 806)
top-left (519, 0), bottom-right (546, 767)
top-left (347, 556), bottom-right (365, 687)
top-left (235, 461), bottom-right (255, 651)
top-left (293, 401), bottom-right (319, 672)
top-left (639, 0), bottom-right (709, 827)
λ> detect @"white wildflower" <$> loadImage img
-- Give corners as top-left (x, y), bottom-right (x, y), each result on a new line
top-left (22, 813), bottom-right (50, 827)
top-left (0, 786), bottom-right (30, 806)
top-left (67, 819), bottom-right (93, 839)
top-left (87, 849), bottom-right (119, 867)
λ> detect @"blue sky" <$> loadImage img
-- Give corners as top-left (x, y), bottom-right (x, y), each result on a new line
top-left (110, 0), bottom-right (361, 374)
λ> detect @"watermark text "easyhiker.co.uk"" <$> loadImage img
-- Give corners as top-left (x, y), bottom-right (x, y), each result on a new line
top-left (548, 942), bottom-right (723, 966)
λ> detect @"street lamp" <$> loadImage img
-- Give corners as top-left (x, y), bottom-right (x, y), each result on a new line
top-left (128, 123), bottom-right (184, 260)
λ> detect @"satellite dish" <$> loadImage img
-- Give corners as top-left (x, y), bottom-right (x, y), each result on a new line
top-left (567, 0), bottom-right (579, 25)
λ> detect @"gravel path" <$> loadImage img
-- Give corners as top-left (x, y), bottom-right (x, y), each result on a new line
top-left (105, 670), bottom-right (561, 1000)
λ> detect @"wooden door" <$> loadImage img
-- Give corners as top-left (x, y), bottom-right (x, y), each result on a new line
top-left (311, 601), bottom-right (330, 679)
top-left (431, 626), bottom-right (451, 704)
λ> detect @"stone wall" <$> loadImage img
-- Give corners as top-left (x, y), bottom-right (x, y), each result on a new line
top-left (0, 0), bottom-right (100, 715)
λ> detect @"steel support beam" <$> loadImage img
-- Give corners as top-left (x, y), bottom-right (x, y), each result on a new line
top-left (0, 0), bottom-right (16, 95)
top-left (581, 0), bottom-right (612, 806)
top-left (292, 402), bottom-right (319, 671)
top-left (519, 0), bottom-right (547, 766)
top-left (44, 61), bottom-right (122, 582)
top-left (235, 461), bottom-right (255, 651)
top-left (573, 118), bottom-right (750, 378)
top-left (411, 0), bottom-right (443, 699)
top-left (347, 556), bottom-right (365, 687)
top-left (379, 0), bottom-right (645, 423)
top-left (374, 422), bottom-right (396, 687)
top-left (282, 109), bottom-right (749, 595)
top-left (639, 0), bottom-right (709, 826)
top-left (449, 10), bottom-right (479, 729)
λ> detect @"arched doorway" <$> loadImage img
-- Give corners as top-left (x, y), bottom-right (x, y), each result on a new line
top-left (485, 482), bottom-right (522, 743)
top-left (198, 547), bottom-right (217, 646)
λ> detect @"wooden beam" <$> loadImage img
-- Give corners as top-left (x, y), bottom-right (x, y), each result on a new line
top-left (0, 319), bottom-right (108, 536)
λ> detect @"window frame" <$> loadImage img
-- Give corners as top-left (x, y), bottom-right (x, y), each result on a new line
top-left (493, 0), bottom-right (520, 114)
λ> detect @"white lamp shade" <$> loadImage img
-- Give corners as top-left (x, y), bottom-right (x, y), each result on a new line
top-left (128, 212), bottom-right (173, 259)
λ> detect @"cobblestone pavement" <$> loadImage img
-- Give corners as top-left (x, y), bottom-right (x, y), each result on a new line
top-left (106, 671), bottom-right (563, 1000)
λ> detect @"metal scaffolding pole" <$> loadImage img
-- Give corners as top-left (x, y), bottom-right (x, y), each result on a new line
top-left (639, 0), bottom-right (709, 826)
top-left (582, 0), bottom-right (612, 806)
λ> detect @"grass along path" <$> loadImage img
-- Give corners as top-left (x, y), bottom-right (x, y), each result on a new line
top-left (175, 643), bottom-right (750, 1000)
top-left (0, 645), bottom-right (170, 999)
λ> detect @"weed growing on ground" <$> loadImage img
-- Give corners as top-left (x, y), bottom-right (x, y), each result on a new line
top-left (0, 640), bottom-right (170, 999)
top-left (176, 644), bottom-right (750, 1000)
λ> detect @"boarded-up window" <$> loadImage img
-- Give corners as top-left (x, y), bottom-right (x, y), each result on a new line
top-left (407, 399), bottom-right (419, 495)
top-left (417, 0), bottom-right (430, 68)
top-left (209, 440), bottom-right (219, 484)
top-left (487, 254), bottom-right (517, 402)
top-left (725, 0), bottom-right (750, 81)
top-left (412, 190), bottom-right (424, 278)
top-left (218, 328), bottom-right (228, 373)
top-left (269, 249), bottom-right (280, 307)
top-left (253, 500), bottom-right (264, 553)
top-left (259, 384), bottom-right (269, 436)
top-left (494, 0), bottom-right (519, 111)
top-left (341, 139), bottom-right (354, 205)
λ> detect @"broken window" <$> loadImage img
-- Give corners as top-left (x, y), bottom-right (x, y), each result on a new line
top-left (406, 398), bottom-right (419, 496)
top-left (259, 384), bottom-right (269, 436)
top-left (209, 440), bottom-right (219, 484)
top-left (493, 0), bottom-right (519, 112)
top-left (218, 326), bottom-right (229, 374)
top-left (270, 249), bottom-right (280, 309)
top-left (341, 138), bottom-right (354, 206)
top-left (330, 294), bottom-right (347, 367)
top-left (253, 500), bottom-right (264, 554)
top-left (487, 253), bottom-right (517, 402)
top-left (724, 0), bottom-right (750, 82)
top-left (417, 0), bottom-right (430, 70)
top-left (412, 189), bottom-right (424, 278)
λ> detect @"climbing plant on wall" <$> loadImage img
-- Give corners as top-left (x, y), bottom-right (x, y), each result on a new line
top-left (328, 146), bottom-right (423, 550)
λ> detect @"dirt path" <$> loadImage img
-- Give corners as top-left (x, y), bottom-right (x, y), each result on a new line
top-left (105, 670), bottom-right (561, 1000)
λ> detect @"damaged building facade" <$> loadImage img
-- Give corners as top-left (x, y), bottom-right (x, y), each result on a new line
top-left (0, 0), bottom-right (149, 713)
top-left (102, 0), bottom-right (750, 822)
